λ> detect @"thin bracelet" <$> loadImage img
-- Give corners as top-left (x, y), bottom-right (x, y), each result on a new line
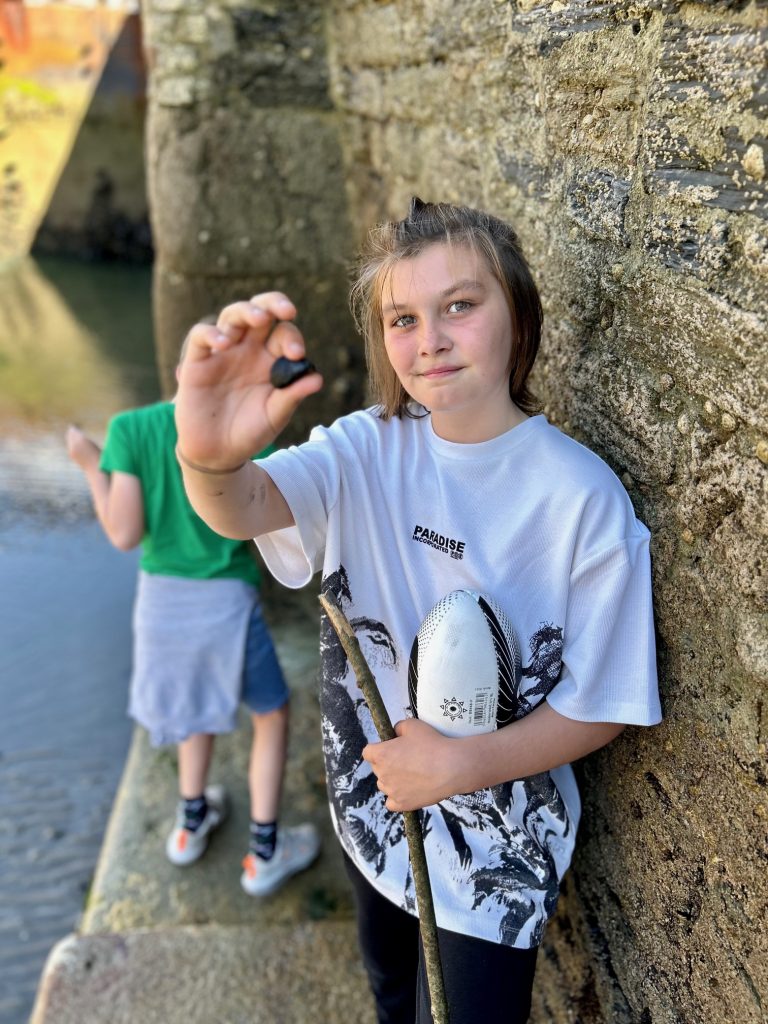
top-left (175, 444), bottom-right (246, 475)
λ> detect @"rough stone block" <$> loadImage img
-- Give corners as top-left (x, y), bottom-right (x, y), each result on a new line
top-left (156, 44), bottom-right (199, 76)
top-left (220, 3), bottom-right (331, 108)
top-left (625, 273), bottom-right (767, 431)
top-left (331, 3), bottom-right (422, 68)
top-left (153, 75), bottom-right (196, 107)
top-left (566, 169), bottom-right (631, 245)
top-left (151, 0), bottom-right (192, 12)
top-left (147, 107), bottom-right (352, 277)
top-left (31, 924), bottom-right (375, 1024)
top-left (175, 13), bottom-right (208, 45)
top-left (644, 20), bottom-right (768, 217)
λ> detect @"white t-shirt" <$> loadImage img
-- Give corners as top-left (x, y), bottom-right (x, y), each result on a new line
top-left (257, 410), bottom-right (661, 948)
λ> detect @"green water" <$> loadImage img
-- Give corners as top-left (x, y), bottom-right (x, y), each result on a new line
top-left (0, 255), bottom-right (158, 1023)
top-left (0, 255), bottom-right (160, 527)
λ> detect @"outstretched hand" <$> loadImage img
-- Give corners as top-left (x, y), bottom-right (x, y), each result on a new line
top-left (174, 292), bottom-right (323, 471)
top-left (362, 718), bottom-right (464, 812)
top-left (66, 425), bottom-right (101, 472)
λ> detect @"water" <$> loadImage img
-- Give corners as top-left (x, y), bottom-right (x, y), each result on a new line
top-left (0, 255), bottom-right (159, 1023)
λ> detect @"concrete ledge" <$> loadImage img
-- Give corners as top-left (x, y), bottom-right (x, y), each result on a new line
top-left (82, 622), bottom-right (356, 934)
top-left (31, 922), bottom-right (375, 1024)
top-left (32, 615), bottom-right (375, 1022)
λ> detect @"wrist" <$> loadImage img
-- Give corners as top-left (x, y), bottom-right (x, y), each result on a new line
top-left (175, 445), bottom-right (246, 475)
top-left (449, 731), bottom-right (506, 795)
top-left (432, 733), bottom-right (484, 802)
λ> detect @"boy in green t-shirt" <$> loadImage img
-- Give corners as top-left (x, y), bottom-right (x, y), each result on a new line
top-left (65, 361), bottom-right (319, 897)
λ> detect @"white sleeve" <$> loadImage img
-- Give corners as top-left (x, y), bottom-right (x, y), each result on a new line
top-left (254, 428), bottom-right (341, 589)
top-left (546, 532), bottom-right (662, 726)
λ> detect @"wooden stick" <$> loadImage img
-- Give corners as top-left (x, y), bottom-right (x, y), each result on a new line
top-left (319, 591), bottom-right (449, 1024)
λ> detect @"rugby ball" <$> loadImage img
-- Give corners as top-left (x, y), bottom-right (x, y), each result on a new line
top-left (407, 589), bottom-right (521, 737)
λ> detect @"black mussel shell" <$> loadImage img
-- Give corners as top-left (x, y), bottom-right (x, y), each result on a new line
top-left (270, 356), bottom-right (316, 389)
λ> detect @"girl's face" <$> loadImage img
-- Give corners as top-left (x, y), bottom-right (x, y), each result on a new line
top-left (381, 242), bottom-right (526, 442)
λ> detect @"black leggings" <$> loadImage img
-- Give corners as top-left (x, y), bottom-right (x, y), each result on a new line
top-left (343, 855), bottom-right (538, 1024)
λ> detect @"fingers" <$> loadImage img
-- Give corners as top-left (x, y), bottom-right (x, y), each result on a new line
top-left (363, 741), bottom-right (406, 811)
top-left (65, 424), bottom-right (90, 450)
top-left (176, 292), bottom-right (319, 457)
top-left (65, 426), bottom-right (79, 461)
top-left (248, 291), bottom-right (297, 319)
top-left (65, 426), bottom-right (100, 469)
top-left (182, 296), bottom-right (305, 365)
top-left (181, 322), bottom-right (230, 363)
top-left (216, 293), bottom-right (296, 341)
top-left (374, 774), bottom-right (407, 814)
top-left (64, 425), bottom-right (77, 459)
top-left (265, 319), bottom-right (307, 360)
top-left (216, 300), bottom-right (266, 337)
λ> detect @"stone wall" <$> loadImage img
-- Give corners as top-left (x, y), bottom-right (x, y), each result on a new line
top-left (141, 0), bottom-right (364, 436)
top-left (143, 1), bottom-right (767, 1021)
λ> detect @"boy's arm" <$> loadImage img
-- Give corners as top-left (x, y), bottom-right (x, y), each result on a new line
top-left (363, 703), bottom-right (626, 812)
top-left (66, 426), bottom-right (144, 551)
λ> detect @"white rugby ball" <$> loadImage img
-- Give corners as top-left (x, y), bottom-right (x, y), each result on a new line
top-left (407, 589), bottom-right (521, 737)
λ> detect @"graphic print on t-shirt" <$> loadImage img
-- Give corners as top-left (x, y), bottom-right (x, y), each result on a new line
top-left (319, 565), bottom-right (572, 946)
top-left (519, 623), bottom-right (564, 716)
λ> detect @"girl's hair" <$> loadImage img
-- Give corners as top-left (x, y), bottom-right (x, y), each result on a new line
top-left (350, 197), bottom-right (543, 419)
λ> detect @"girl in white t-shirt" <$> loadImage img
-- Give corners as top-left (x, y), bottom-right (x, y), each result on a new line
top-left (175, 198), bottom-right (661, 1023)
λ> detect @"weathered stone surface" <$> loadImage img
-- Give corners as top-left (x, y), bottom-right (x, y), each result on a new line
top-left (327, 3), bottom-right (768, 1021)
top-left (143, 1), bottom-right (768, 1020)
top-left (143, 0), bottom-right (359, 438)
top-left (147, 107), bottom-right (348, 277)
top-left (30, 923), bottom-right (374, 1024)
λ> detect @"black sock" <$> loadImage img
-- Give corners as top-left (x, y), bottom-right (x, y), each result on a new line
top-left (249, 819), bottom-right (277, 861)
top-left (182, 794), bottom-right (208, 832)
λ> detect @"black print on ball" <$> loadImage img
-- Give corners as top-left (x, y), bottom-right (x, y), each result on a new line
top-left (407, 589), bottom-right (521, 736)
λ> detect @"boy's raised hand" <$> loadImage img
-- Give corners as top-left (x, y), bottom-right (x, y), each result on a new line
top-left (66, 425), bottom-right (101, 472)
top-left (175, 292), bottom-right (323, 470)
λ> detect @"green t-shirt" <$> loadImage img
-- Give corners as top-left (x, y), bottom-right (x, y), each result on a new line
top-left (100, 401), bottom-right (271, 584)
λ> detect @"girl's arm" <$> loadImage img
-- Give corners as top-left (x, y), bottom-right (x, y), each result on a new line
top-left (65, 427), bottom-right (144, 551)
top-left (176, 456), bottom-right (295, 541)
top-left (174, 292), bottom-right (322, 540)
top-left (363, 703), bottom-right (626, 812)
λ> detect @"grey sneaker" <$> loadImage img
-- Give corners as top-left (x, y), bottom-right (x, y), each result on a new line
top-left (240, 823), bottom-right (320, 896)
top-left (165, 785), bottom-right (227, 867)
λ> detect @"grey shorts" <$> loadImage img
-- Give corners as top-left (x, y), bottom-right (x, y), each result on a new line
top-left (129, 573), bottom-right (287, 746)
